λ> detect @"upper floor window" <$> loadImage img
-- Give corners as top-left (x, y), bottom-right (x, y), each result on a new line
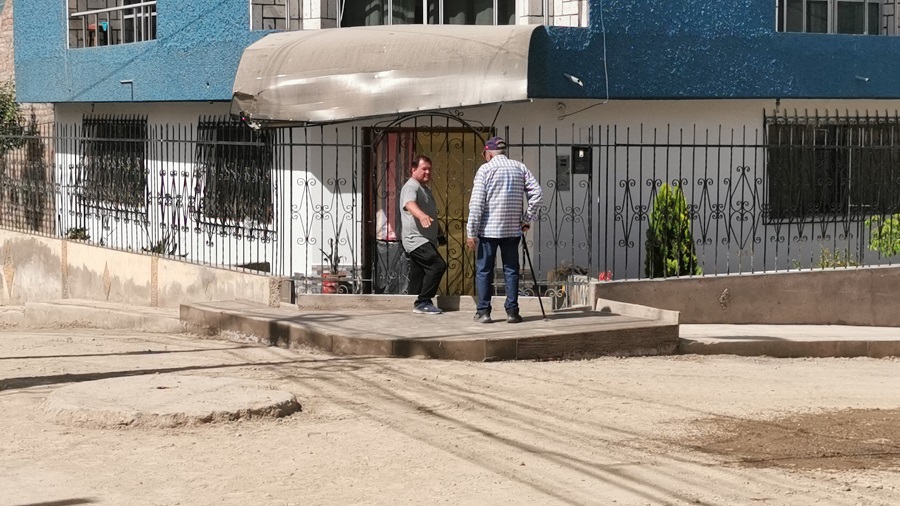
top-left (249, 0), bottom-right (586, 30)
top-left (69, 0), bottom-right (157, 48)
top-left (339, 0), bottom-right (515, 26)
top-left (776, 0), bottom-right (891, 35)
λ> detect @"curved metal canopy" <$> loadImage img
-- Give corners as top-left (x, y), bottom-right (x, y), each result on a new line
top-left (231, 25), bottom-right (539, 125)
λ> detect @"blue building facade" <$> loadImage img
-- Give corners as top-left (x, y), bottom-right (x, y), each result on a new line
top-left (14, 0), bottom-right (268, 103)
top-left (533, 0), bottom-right (900, 100)
top-left (14, 0), bottom-right (900, 104)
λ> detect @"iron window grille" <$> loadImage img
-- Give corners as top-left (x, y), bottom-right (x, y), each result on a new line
top-left (194, 117), bottom-right (274, 227)
top-left (79, 114), bottom-right (148, 211)
top-left (766, 113), bottom-right (900, 221)
top-left (69, 0), bottom-right (157, 48)
top-left (776, 0), bottom-right (893, 35)
top-left (339, 0), bottom-right (515, 27)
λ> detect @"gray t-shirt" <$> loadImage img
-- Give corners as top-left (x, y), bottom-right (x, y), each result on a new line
top-left (399, 177), bottom-right (439, 253)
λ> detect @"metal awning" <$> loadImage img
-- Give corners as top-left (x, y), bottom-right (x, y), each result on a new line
top-left (231, 25), bottom-right (540, 125)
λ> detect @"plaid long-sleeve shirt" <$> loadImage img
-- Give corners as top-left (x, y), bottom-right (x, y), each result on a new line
top-left (466, 155), bottom-right (543, 239)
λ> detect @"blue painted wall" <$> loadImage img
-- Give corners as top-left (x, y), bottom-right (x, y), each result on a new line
top-left (14, 0), bottom-right (269, 103)
top-left (531, 0), bottom-right (900, 100)
top-left (14, 0), bottom-right (900, 103)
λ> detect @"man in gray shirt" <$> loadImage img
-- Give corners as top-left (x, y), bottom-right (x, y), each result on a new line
top-left (400, 155), bottom-right (447, 314)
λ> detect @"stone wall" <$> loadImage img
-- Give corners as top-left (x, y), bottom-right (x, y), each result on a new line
top-left (596, 266), bottom-right (900, 327)
top-left (0, 228), bottom-right (286, 308)
top-left (0, 0), bottom-right (14, 81)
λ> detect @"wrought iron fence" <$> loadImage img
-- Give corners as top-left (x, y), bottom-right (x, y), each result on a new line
top-left (596, 111), bottom-right (900, 280)
top-left (2, 112), bottom-right (900, 302)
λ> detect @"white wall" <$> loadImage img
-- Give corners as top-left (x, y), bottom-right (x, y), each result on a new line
top-left (51, 98), bottom-right (900, 281)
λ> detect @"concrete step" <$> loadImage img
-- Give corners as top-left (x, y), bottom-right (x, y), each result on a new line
top-left (679, 324), bottom-right (900, 358)
top-left (0, 306), bottom-right (25, 327)
top-left (11, 299), bottom-right (183, 333)
top-left (182, 298), bottom-right (680, 361)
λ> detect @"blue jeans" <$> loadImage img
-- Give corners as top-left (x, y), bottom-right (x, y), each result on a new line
top-left (474, 236), bottom-right (521, 313)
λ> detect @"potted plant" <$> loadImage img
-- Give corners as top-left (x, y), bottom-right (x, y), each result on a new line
top-left (319, 238), bottom-right (345, 294)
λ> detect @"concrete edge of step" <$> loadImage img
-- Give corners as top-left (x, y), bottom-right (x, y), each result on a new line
top-left (678, 337), bottom-right (900, 359)
top-left (0, 300), bottom-right (185, 333)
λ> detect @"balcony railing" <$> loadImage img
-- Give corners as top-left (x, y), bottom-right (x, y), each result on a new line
top-left (69, 1), bottom-right (157, 48)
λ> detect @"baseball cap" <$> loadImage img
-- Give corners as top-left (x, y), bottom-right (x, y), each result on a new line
top-left (484, 136), bottom-right (506, 151)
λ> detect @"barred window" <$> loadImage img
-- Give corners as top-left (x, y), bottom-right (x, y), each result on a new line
top-left (194, 117), bottom-right (274, 225)
top-left (776, 0), bottom-right (883, 35)
top-left (766, 116), bottom-right (900, 221)
top-left (80, 114), bottom-right (148, 210)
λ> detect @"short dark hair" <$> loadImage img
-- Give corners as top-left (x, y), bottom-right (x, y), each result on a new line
top-left (411, 155), bottom-right (432, 170)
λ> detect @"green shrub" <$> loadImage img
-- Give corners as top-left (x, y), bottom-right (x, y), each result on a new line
top-left (644, 184), bottom-right (702, 278)
top-left (815, 247), bottom-right (859, 268)
top-left (64, 227), bottom-right (90, 241)
top-left (865, 214), bottom-right (900, 257)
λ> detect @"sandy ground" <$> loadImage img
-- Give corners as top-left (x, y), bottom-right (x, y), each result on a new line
top-left (1, 329), bottom-right (899, 506)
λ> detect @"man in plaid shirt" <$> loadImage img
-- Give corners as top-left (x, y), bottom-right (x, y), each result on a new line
top-left (466, 136), bottom-right (543, 323)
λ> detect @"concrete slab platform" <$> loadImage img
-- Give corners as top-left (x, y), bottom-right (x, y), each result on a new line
top-left (181, 299), bottom-right (680, 361)
top-left (42, 375), bottom-right (301, 428)
top-left (680, 324), bottom-right (900, 358)
top-left (21, 299), bottom-right (183, 332)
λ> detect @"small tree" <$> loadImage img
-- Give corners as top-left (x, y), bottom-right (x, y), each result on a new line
top-left (644, 183), bottom-right (702, 278)
top-left (866, 214), bottom-right (900, 257)
top-left (0, 81), bottom-right (25, 157)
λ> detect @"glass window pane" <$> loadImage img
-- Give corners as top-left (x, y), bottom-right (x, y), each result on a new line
top-left (342, 0), bottom-right (386, 26)
top-left (474, 0), bottom-right (493, 25)
top-left (497, 0), bottom-right (515, 24)
top-left (786, 0), bottom-right (804, 32)
top-left (807, 1), bottom-right (829, 33)
top-left (392, 0), bottom-right (418, 24)
top-left (869, 3), bottom-right (881, 34)
top-left (427, 0), bottom-right (439, 24)
top-left (837, 2), bottom-right (865, 34)
top-left (444, 0), bottom-right (468, 24)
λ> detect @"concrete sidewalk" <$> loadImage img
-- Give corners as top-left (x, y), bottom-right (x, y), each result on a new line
top-left (3, 299), bottom-right (900, 359)
top-left (680, 324), bottom-right (900, 358)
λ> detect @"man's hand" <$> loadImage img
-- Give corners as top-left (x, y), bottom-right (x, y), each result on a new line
top-left (466, 237), bottom-right (477, 251)
top-left (418, 215), bottom-right (433, 229)
top-left (521, 223), bottom-right (530, 232)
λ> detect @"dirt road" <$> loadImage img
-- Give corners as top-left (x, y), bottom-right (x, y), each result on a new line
top-left (1, 329), bottom-right (898, 505)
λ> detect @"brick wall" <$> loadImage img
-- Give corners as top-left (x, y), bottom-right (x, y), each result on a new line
top-left (0, 0), bottom-right (56, 235)
top-left (0, 0), bottom-right (14, 82)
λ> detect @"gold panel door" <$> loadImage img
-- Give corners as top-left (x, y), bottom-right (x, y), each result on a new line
top-left (415, 130), bottom-right (483, 296)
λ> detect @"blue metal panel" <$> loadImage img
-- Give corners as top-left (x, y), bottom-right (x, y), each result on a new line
top-left (13, 0), bottom-right (269, 103)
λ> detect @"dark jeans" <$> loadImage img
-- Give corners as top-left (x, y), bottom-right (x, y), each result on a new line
top-left (407, 242), bottom-right (447, 307)
top-left (474, 236), bottom-right (521, 313)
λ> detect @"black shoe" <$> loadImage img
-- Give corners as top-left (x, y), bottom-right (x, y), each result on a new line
top-left (506, 309), bottom-right (523, 324)
top-left (474, 311), bottom-right (492, 323)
